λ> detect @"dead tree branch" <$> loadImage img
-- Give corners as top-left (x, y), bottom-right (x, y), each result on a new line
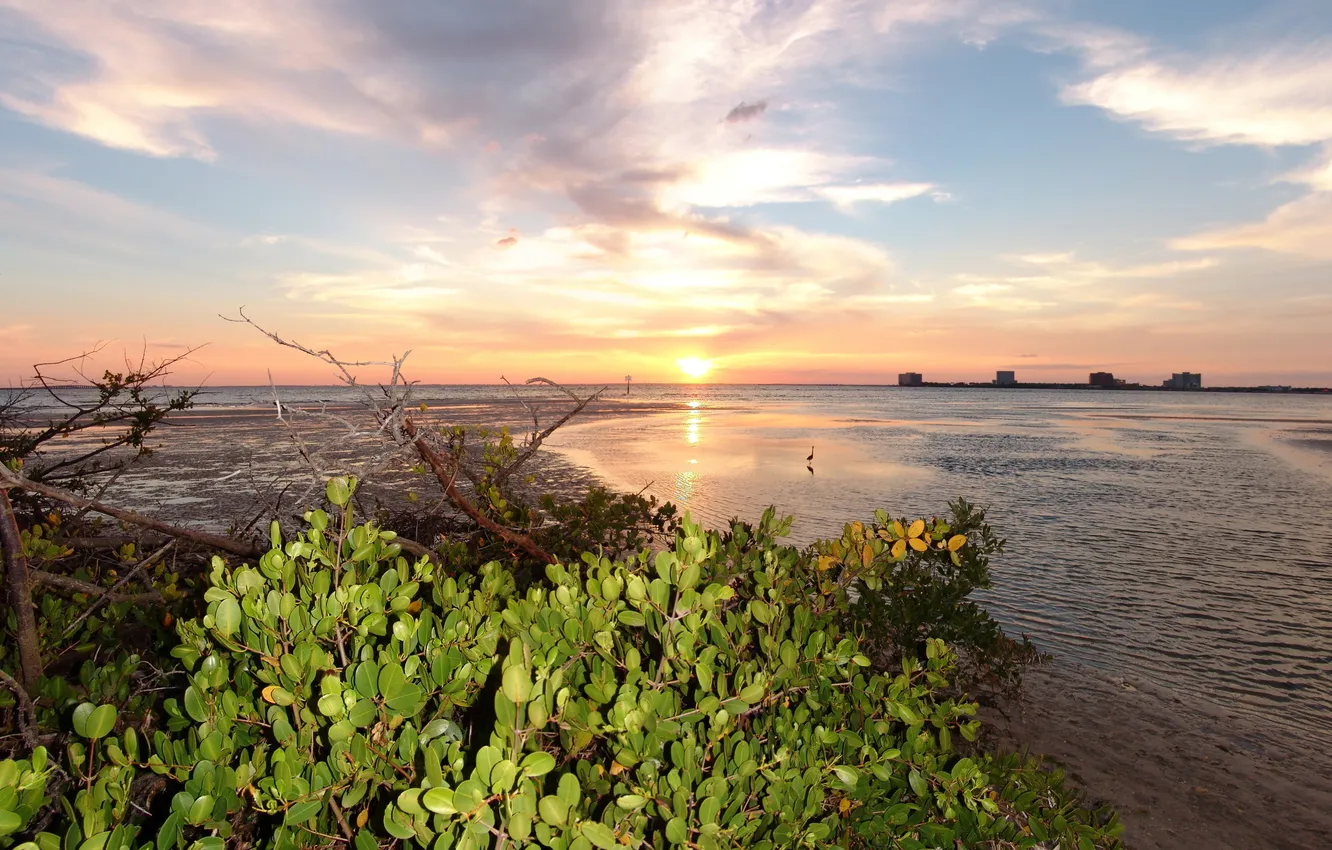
top-left (0, 487), bottom-right (44, 689)
top-left (0, 467), bottom-right (260, 558)
top-left (30, 570), bottom-right (163, 603)
top-left (403, 419), bottom-right (555, 564)
top-left (0, 668), bottom-right (39, 749)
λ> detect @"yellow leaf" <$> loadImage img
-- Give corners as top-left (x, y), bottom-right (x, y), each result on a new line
top-left (817, 555), bottom-right (835, 572)
top-left (262, 656), bottom-right (282, 669)
top-left (850, 521), bottom-right (864, 538)
top-left (357, 809), bottom-right (369, 828)
top-left (861, 544), bottom-right (873, 567)
top-left (261, 685), bottom-right (278, 704)
top-left (891, 540), bottom-right (907, 559)
top-left (609, 761), bottom-right (627, 777)
top-left (908, 538), bottom-right (928, 552)
top-left (839, 798), bottom-right (852, 814)
top-left (948, 534), bottom-right (967, 552)
top-left (876, 529), bottom-right (891, 541)
top-left (907, 519), bottom-right (925, 539)
top-left (892, 521), bottom-right (905, 539)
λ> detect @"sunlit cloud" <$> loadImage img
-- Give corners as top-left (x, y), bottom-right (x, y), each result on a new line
top-left (1054, 25), bottom-right (1332, 261)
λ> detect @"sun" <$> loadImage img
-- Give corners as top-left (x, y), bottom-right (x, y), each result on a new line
top-left (676, 357), bottom-right (713, 380)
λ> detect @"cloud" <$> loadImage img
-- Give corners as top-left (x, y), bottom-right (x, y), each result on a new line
top-left (1058, 32), bottom-right (1332, 148)
top-left (813, 182), bottom-right (939, 208)
top-left (1171, 191), bottom-right (1332, 260)
top-left (723, 100), bottom-right (767, 123)
top-left (1054, 25), bottom-right (1332, 260)
top-left (0, 166), bottom-right (207, 249)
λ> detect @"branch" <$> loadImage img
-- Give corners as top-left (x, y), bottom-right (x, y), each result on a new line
top-left (402, 419), bottom-right (555, 565)
top-left (31, 569), bottom-right (164, 603)
top-left (61, 539), bottom-right (175, 637)
top-left (0, 488), bottom-right (44, 688)
top-left (0, 669), bottom-right (39, 749)
top-left (0, 468), bottom-right (260, 558)
top-left (492, 382), bottom-right (605, 490)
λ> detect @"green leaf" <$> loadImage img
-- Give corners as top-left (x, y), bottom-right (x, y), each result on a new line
top-left (502, 665), bottom-right (532, 703)
top-left (666, 817), bottom-right (688, 845)
top-left (422, 787), bottom-right (456, 815)
top-left (348, 698), bottom-right (376, 727)
top-left (908, 769), bottom-right (927, 797)
top-left (214, 596), bottom-right (241, 638)
top-left (509, 812), bottom-right (533, 842)
top-left (831, 765), bottom-right (860, 788)
top-left (183, 687), bottom-right (207, 722)
top-left (616, 795), bottom-right (647, 811)
top-left (382, 805), bottom-right (416, 840)
top-left (520, 751), bottom-right (556, 778)
top-left (538, 795), bottom-right (568, 826)
top-left (187, 794), bottom-right (215, 825)
top-left (581, 822), bottom-right (617, 850)
top-left (0, 811), bottom-right (20, 837)
top-left (326, 477), bottom-right (352, 507)
top-left (78, 833), bottom-right (111, 850)
top-left (71, 702), bottom-right (95, 738)
top-left (155, 812), bottom-right (182, 850)
top-left (284, 800), bottom-right (322, 824)
top-left (84, 705), bottom-right (117, 740)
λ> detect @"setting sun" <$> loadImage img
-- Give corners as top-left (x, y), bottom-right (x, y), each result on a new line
top-left (676, 357), bottom-right (713, 380)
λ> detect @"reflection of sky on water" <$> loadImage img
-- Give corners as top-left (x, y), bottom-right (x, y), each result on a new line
top-left (545, 388), bottom-right (1332, 756)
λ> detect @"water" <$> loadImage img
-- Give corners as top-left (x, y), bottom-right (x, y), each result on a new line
top-left (540, 385), bottom-right (1332, 752)
top-left (9, 382), bottom-right (1332, 751)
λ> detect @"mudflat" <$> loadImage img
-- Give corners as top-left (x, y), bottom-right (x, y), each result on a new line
top-left (985, 659), bottom-right (1332, 850)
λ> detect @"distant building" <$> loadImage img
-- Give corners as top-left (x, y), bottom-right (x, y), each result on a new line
top-left (995, 370), bottom-right (1016, 386)
top-left (1089, 372), bottom-right (1116, 389)
top-left (898, 372), bottom-right (923, 387)
top-left (1163, 372), bottom-right (1202, 390)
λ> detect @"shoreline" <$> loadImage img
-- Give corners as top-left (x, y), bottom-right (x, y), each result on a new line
top-left (21, 398), bottom-right (1330, 847)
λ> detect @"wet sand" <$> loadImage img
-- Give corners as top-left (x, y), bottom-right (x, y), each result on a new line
top-left (985, 659), bottom-right (1332, 850)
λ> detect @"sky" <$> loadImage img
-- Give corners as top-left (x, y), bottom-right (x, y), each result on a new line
top-left (1, 0), bottom-right (1330, 387)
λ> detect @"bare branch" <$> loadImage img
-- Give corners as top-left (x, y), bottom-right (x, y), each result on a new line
top-left (403, 419), bottom-right (555, 565)
top-left (0, 669), bottom-right (38, 749)
top-left (31, 569), bottom-right (163, 603)
top-left (0, 467), bottom-right (260, 558)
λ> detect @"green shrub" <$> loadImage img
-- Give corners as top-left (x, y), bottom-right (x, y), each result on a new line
top-left (1, 479), bottom-right (1120, 849)
top-left (829, 500), bottom-right (1044, 704)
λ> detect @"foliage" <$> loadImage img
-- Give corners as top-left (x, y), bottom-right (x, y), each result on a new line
top-left (0, 350), bottom-right (199, 494)
top-left (0, 477), bottom-right (1119, 849)
top-left (826, 500), bottom-right (1046, 704)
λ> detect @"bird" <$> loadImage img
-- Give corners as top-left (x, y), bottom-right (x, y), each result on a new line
top-left (806, 446), bottom-right (814, 463)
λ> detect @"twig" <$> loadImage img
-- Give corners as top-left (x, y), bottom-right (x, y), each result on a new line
top-left (61, 539), bottom-right (175, 637)
top-left (0, 669), bottom-right (39, 749)
top-left (328, 795), bottom-right (354, 842)
top-left (32, 569), bottom-right (164, 603)
top-left (403, 419), bottom-right (556, 565)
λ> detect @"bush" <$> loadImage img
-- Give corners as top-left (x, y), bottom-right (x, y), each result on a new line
top-left (1, 479), bottom-right (1120, 850)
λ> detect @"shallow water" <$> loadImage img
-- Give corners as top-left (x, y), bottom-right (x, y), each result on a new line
top-left (543, 386), bottom-right (1332, 754)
